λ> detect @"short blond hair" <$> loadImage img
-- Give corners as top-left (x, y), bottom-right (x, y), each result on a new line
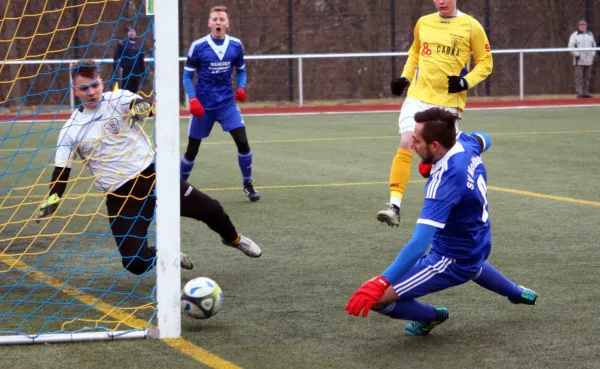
top-left (210, 5), bottom-right (227, 15)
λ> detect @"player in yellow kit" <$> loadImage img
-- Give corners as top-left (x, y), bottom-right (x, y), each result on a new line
top-left (376, 0), bottom-right (493, 227)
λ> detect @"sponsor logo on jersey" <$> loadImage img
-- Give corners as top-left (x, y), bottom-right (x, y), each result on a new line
top-left (437, 37), bottom-right (462, 56)
top-left (209, 60), bottom-right (231, 74)
top-left (421, 42), bottom-right (432, 56)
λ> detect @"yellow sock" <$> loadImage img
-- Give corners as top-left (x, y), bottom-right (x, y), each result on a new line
top-left (389, 147), bottom-right (413, 207)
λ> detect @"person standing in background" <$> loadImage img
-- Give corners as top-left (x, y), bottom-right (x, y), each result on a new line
top-left (568, 20), bottom-right (596, 98)
top-left (113, 27), bottom-right (146, 93)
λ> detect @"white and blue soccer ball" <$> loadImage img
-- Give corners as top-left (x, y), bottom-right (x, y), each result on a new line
top-left (181, 277), bottom-right (223, 319)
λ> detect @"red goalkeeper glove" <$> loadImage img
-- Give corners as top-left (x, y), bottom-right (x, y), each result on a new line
top-left (189, 97), bottom-right (205, 118)
top-left (345, 276), bottom-right (390, 318)
top-left (234, 88), bottom-right (246, 102)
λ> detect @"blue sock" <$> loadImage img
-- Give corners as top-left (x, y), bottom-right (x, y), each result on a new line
top-left (473, 262), bottom-right (522, 301)
top-left (238, 151), bottom-right (253, 184)
top-left (377, 299), bottom-right (437, 322)
top-left (180, 154), bottom-right (195, 181)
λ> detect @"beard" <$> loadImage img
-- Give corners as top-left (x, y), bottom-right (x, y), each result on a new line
top-left (419, 146), bottom-right (435, 164)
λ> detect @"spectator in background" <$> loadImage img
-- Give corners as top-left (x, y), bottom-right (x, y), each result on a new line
top-left (568, 20), bottom-right (596, 98)
top-left (113, 27), bottom-right (146, 93)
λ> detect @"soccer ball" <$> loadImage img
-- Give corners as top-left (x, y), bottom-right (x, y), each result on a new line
top-left (181, 277), bottom-right (223, 319)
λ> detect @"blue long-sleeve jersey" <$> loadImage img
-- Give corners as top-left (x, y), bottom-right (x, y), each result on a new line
top-left (183, 34), bottom-right (246, 111)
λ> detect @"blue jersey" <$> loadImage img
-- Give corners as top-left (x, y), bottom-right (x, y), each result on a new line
top-left (184, 35), bottom-right (245, 111)
top-left (418, 132), bottom-right (491, 266)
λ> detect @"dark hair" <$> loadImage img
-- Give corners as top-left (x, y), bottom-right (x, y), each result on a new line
top-left (73, 59), bottom-right (99, 80)
top-left (414, 107), bottom-right (458, 149)
top-left (210, 5), bottom-right (227, 14)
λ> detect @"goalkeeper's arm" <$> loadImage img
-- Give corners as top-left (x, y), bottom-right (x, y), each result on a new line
top-left (36, 167), bottom-right (71, 222)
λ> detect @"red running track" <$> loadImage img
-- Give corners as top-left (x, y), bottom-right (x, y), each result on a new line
top-left (2, 98), bottom-right (600, 121)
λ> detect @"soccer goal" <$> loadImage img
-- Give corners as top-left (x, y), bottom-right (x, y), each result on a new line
top-left (0, 0), bottom-right (181, 344)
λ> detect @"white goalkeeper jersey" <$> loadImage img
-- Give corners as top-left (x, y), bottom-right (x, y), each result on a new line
top-left (55, 90), bottom-right (155, 193)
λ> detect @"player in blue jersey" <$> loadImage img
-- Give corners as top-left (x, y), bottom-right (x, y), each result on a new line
top-left (346, 107), bottom-right (537, 336)
top-left (181, 5), bottom-right (259, 201)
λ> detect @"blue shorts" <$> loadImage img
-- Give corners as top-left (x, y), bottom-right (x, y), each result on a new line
top-left (188, 104), bottom-right (245, 139)
top-left (392, 253), bottom-right (482, 300)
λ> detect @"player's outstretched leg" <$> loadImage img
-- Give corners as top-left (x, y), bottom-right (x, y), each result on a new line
top-left (473, 262), bottom-right (537, 305)
top-left (377, 299), bottom-right (449, 336)
top-left (230, 127), bottom-right (260, 201)
top-left (507, 286), bottom-right (537, 305)
top-left (221, 233), bottom-right (262, 258)
top-left (179, 180), bottom-right (262, 257)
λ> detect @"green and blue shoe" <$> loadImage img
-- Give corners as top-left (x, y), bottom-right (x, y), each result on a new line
top-left (404, 307), bottom-right (449, 336)
top-left (508, 286), bottom-right (537, 305)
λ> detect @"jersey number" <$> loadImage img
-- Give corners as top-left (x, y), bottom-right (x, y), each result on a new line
top-left (476, 175), bottom-right (489, 222)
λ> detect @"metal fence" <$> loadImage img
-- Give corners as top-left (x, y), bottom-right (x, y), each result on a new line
top-left (2, 46), bottom-right (600, 110)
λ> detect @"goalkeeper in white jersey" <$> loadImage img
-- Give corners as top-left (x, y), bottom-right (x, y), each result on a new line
top-left (36, 59), bottom-right (261, 275)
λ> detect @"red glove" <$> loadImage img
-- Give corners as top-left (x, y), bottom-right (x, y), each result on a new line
top-left (418, 161), bottom-right (433, 179)
top-left (189, 97), bottom-right (205, 118)
top-left (234, 88), bottom-right (246, 102)
top-left (345, 276), bottom-right (390, 318)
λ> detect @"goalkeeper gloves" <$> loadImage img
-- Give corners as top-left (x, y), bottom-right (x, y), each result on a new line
top-left (390, 77), bottom-right (410, 96)
top-left (234, 88), bottom-right (246, 102)
top-left (345, 276), bottom-right (390, 318)
top-left (189, 97), bottom-right (205, 118)
top-left (36, 193), bottom-right (61, 223)
top-left (130, 101), bottom-right (153, 127)
top-left (447, 76), bottom-right (469, 93)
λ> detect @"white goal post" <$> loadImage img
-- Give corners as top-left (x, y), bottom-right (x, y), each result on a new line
top-left (153, 0), bottom-right (182, 339)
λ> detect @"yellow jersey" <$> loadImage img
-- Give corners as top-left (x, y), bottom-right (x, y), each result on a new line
top-left (401, 11), bottom-right (493, 110)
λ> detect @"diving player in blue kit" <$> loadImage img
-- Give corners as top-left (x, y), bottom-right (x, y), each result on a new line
top-left (346, 107), bottom-right (537, 336)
